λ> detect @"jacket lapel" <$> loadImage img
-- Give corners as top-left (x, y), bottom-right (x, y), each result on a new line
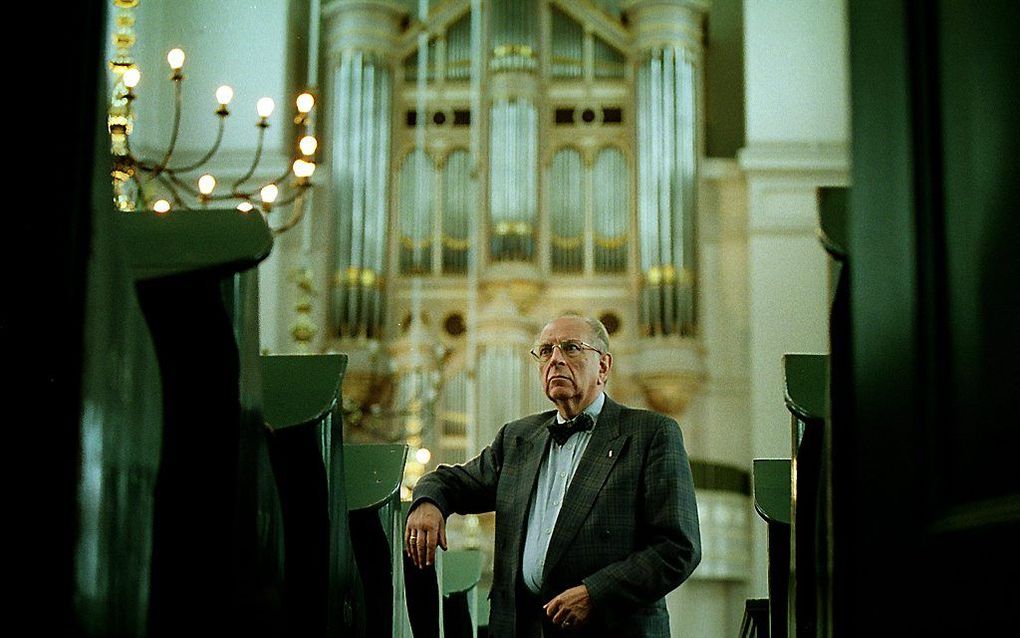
top-left (506, 415), bottom-right (554, 540)
top-left (541, 396), bottom-right (629, 582)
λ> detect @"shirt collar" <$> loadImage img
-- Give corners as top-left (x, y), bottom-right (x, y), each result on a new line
top-left (555, 391), bottom-right (606, 424)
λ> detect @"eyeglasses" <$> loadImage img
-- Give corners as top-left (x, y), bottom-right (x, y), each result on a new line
top-left (529, 339), bottom-right (604, 363)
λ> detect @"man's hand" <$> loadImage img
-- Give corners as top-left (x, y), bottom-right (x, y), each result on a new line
top-left (544, 584), bottom-right (593, 632)
top-left (404, 501), bottom-right (447, 569)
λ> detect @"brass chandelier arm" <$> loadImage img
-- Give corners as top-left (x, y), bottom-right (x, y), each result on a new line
top-left (268, 189), bottom-right (309, 236)
top-left (123, 134), bottom-right (151, 172)
top-left (156, 173), bottom-right (186, 209)
top-left (106, 36), bottom-right (316, 227)
top-left (269, 181), bottom-right (308, 209)
top-left (164, 171), bottom-right (202, 199)
top-left (130, 169), bottom-right (147, 205)
top-left (270, 161), bottom-right (296, 187)
top-left (151, 78), bottom-right (185, 177)
top-left (166, 115), bottom-right (227, 173)
top-left (231, 124), bottom-right (266, 193)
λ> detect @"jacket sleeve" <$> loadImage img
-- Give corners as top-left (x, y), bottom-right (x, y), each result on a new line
top-left (410, 422), bottom-right (510, 518)
top-left (581, 418), bottom-right (702, 611)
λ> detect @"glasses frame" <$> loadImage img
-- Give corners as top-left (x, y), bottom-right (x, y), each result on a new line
top-left (529, 339), bottom-right (605, 363)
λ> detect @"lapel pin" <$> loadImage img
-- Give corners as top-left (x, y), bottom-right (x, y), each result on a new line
top-left (608, 449), bottom-right (613, 458)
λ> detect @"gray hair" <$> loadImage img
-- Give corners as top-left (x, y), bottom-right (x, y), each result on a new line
top-left (550, 314), bottom-right (610, 353)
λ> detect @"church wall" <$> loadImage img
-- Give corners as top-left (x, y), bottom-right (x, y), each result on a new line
top-left (739, 0), bottom-right (850, 600)
top-left (743, 0), bottom-right (850, 144)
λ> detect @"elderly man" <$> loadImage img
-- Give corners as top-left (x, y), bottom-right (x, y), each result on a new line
top-left (405, 315), bottom-right (700, 637)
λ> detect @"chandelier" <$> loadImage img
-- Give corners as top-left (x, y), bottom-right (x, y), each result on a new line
top-left (108, 46), bottom-right (318, 234)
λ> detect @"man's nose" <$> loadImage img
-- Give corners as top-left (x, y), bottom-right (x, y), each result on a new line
top-left (547, 345), bottom-right (568, 365)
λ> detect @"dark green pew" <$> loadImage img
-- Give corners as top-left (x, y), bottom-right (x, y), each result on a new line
top-left (401, 500), bottom-right (447, 638)
top-left (784, 353), bottom-right (829, 637)
top-left (442, 549), bottom-right (484, 638)
top-left (817, 185), bottom-right (848, 635)
top-left (119, 208), bottom-right (285, 635)
top-left (345, 444), bottom-right (408, 637)
top-left (71, 207), bottom-right (164, 636)
top-left (262, 354), bottom-right (354, 635)
top-left (752, 458), bottom-right (791, 638)
top-left (402, 529), bottom-right (484, 638)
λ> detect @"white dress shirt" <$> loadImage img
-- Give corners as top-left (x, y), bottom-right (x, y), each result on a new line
top-left (521, 391), bottom-right (606, 594)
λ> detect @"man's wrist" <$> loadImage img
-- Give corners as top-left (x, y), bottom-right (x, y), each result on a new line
top-left (409, 495), bottom-right (446, 518)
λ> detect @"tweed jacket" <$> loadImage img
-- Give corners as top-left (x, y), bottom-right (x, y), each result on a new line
top-left (411, 396), bottom-right (701, 638)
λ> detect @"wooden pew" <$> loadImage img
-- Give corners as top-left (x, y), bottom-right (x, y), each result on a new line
top-left (344, 444), bottom-right (408, 637)
top-left (70, 209), bottom-right (165, 636)
top-left (752, 458), bottom-right (791, 638)
top-left (121, 208), bottom-right (285, 635)
top-left (442, 549), bottom-right (484, 638)
top-left (738, 598), bottom-right (769, 637)
top-left (263, 354), bottom-right (355, 636)
top-left (783, 353), bottom-right (829, 636)
top-left (402, 539), bottom-right (484, 638)
top-left (818, 185), bottom-right (847, 635)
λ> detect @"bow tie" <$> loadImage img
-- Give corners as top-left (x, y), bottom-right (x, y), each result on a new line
top-left (547, 412), bottom-right (595, 446)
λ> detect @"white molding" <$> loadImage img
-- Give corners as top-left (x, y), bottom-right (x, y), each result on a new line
top-left (738, 140), bottom-right (849, 181)
top-left (700, 157), bottom-right (742, 182)
top-left (739, 141), bottom-right (849, 234)
top-left (689, 490), bottom-right (751, 581)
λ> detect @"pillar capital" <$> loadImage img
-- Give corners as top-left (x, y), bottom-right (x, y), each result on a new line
top-left (623, 0), bottom-right (710, 54)
top-left (323, 0), bottom-right (407, 60)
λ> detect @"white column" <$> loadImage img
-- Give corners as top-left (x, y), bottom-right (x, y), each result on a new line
top-left (739, 0), bottom-right (850, 599)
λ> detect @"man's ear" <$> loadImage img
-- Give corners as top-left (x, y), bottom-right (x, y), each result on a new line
top-left (598, 352), bottom-right (613, 383)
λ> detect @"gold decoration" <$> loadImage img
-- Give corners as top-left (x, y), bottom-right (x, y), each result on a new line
top-left (334, 266), bottom-right (381, 288)
top-left (400, 236), bottom-right (432, 249)
top-left (291, 318), bottom-right (316, 344)
top-left (645, 265), bottom-right (662, 285)
top-left (494, 221), bottom-right (533, 236)
top-left (493, 44), bottom-right (535, 59)
top-left (594, 233), bottom-right (628, 249)
top-left (442, 235), bottom-right (470, 250)
top-left (290, 266), bottom-right (317, 348)
top-left (550, 234), bottom-right (583, 250)
top-left (644, 264), bottom-right (696, 286)
top-left (291, 267), bottom-right (314, 292)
